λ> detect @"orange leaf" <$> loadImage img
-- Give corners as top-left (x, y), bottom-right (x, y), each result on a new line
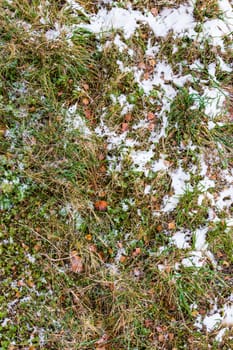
top-left (85, 234), bottom-right (92, 241)
top-left (133, 247), bottom-right (141, 256)
top-left (84, 109), bottom-right (92, 120)
top-left (151, 7), bottom-right (158, 16)
top-left (70, 251), bottom-right (83, 273)
top-left (121, 122), bottom-right (129, 132)
top-left (82, 97), bottom-right (89, 106)
top-left (119, 255), bottom-right (126, 263)
top-left (94, 200), bottom-right (108, 211)
top-left (168, 221), bottom-right (176, 230)
top-left (138, 62), bottom-right (146, 69)
top-left (147, 112), bottom-right (155, 120)
top-left (124, 113), bottom-right (132, 122)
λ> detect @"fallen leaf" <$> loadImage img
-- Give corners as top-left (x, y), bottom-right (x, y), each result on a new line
top-left (124, 113), bottom-right (132, 122)
top-left (98, 152), bottom-right (106, 161)
top-left (89, 244), bottom-right (97, 253)
top-left (94, 200), bottom-right (108, 211)
top-left (144, 319), bottom-right (153, 328)
top-left (147, 112), bottom-right (155, 120)
top-left (121, 122), bottom-right (129, 132)
top-left (119, 255), bottom-right (127, 263)
top-left (158, 334), bottom-right (164, 342)
top-left (168, 221), bottom-right (176, 230)
top-left (98, 191), bottom-right (107, 198)
top-left (151, 7), bottom-right (158, 16)
top-left (148, 58), bottom-right (156, 67)
top-left (84, 109), bottom-right (92, 120)
top-left (99, 165), bottom-right (107, 173)
top-left (96, 333), bottom-right (109, 345)
top-left (83, 83), bottom-right (89, 91)
top-left (85, 234), bottom-right (92, 241)
top-left (70, 251), bottom-right (83, 273)
top-left (133, 247), bottom-right (141, 256)
top-left (138, 62), bottom-right (146, 69)
top-left (148, 122), bottom-right (155, 131)
top-left (82, 97), bottom-right (89, 106)
top-left (28, 106), bottom-right (36, 113)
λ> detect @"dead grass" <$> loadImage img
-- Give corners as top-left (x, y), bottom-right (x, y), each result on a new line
top-left (1, 1), bottom-right (233, 349)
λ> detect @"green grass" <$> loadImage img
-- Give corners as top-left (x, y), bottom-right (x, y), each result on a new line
top-left (1, 0), bottom-right (233, 349)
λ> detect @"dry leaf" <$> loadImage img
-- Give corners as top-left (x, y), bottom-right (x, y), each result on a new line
top-left (168, 221), bottom-right (176, 230)
top-left (70, 251), bottom-right (83, 273)
top-left (133, 247), bottom-right (141, 256)
top-left (82, 97), bottom-right (89, 105)
top-left (84, 109), bottom-right (92, 120)
top-left (121, 122), bottom-right (129, 132)
top-left (98, 152), bottom-right (105, 161)
top-left (143, 72), bottom-right (150, 80)
top-left (138, 62), bottom-right (146, 69)
top-left (119, 255), bottom-right (126, 263)
top-left (158, 334), bottom-right (164, 342)
top-left (85, 234), bottom-right (92, 241)
top-left (94, 200), bottom-right (108, 211)
top-left (83, 83), bottom-right (89, 91)
top-left (124, 113), bottom-right (132, 122)
top-left (148, 58), bottom-right (156, 67)
top-left (147, 112), bottom-right (155, 120)
top-left (148, 122), bottom-right (155, 131)
top-left (151, 7), bottom-right (158, 16)
top-left (89, 244), bottom-right (97, 253)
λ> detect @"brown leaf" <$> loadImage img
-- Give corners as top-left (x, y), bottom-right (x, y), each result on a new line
top-left (70, 251), bottom-right (83, 273)
top-left (148, 58), bottom-right (156, 67)
top-left (133, 247), bottom-right (141, 256)
top-left (119, 255), bottom-right (127, 263)
top-left (151, 7), bottom-right (158, 16)
top-left (124, 113), bottom-right (132, 122)
top-left (83, 83), bottom-right (89, 91)
top-left (98, 152), bottom-right (106, 161)
top-left (147, 112), bottom-right (155, 120)
top-left (84, 109), bottom-right (92, 120)
top-left (168, 221), bottom-right (176, 230)
top-left (85, 234), bottom-right (92, 241)
top-left (143, 72), bottom-right (150, 80)
top-left (148, 122), bottom-right (155, 131)
top-left (121, 122), bottom-right (129, 132)
top-left (82, 97), bottom-right (89, 106)
top-left (138, 62), bottom-right (146, 69)
top-left (96, 333), bottom-right (109, 345)
top-left (156, 225), bottom-right (163, 232)
top-left (158, 334), bottom-right (164, 342)
top-left (89, 244), bottom-right (97, 253)
top-left (94, 200), bottom-right (108, 211)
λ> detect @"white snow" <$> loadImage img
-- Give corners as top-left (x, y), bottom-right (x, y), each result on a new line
top-left (130, 149), bottom-right (154, 173)
top-left (222, 304), bottom-right (233, 327)
top-left (203, 88), bottom-right (227, 118)
top-left (194, 227), bottom-right (208, 251)
top-left (171, 231), bottom-right (190, 249)
top-left (66, 104), bottom-right (91, 135)
top-left (216, 186), bottom-right (233, 210)
top-left (203, 313), bottom-right (222, 331)
top-left (163, 167), bottom-right (191, 212)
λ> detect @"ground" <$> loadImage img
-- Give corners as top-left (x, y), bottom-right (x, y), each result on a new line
top-left (0, 0), bottom-right (233, 349)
